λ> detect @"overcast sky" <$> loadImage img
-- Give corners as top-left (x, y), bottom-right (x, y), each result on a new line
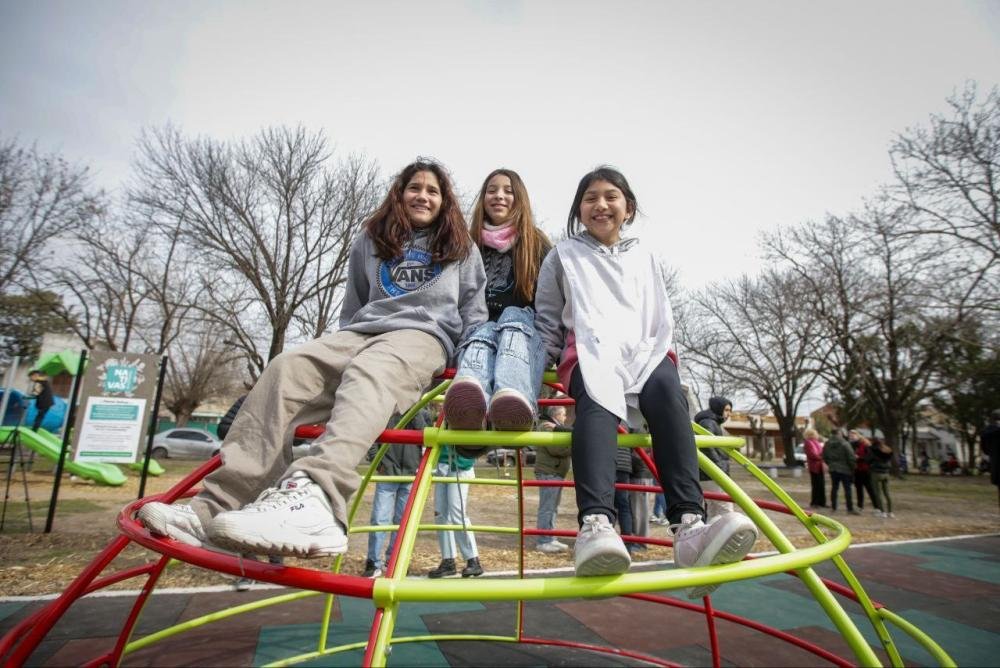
top-left (2, 0), bottom-right (999, 292)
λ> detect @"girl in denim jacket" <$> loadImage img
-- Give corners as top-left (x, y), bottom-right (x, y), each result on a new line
top-left (444, 169), bottom-right (552, 431)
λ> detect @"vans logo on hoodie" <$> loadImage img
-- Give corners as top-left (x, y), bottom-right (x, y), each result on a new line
top-left (378, 248), bottom-right (443, 297)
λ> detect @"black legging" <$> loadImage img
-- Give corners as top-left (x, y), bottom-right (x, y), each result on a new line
top-left (569, 358), bottom-right (704, 526)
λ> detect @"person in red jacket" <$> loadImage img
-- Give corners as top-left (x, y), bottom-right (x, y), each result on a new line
top-left (849, 431), bottom-right (882, 515)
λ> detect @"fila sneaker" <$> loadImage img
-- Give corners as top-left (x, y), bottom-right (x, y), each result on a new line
top-left (444, 376), bottom-right (489, 430)
top-left (138, 502), bottom-right (208, 547)
top-left (574, 514), bottom-right (631, 577)
top-left (671, 511), bottom-right (758, 599)
top-left (208, 471), bottom-right (347, 558)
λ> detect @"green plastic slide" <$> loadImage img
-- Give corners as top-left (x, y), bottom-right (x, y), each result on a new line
top-left (128, 458), bottom-right (165, 476)
top-left (0, 426), bottom-right (127, 486)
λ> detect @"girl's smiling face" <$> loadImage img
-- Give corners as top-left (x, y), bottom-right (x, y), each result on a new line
top-left (484, 173), bottom-right (514, 224)
top-left (579, 179), bottom-right (633, 246)
top-left (403, 170), bottom-right (443, 228)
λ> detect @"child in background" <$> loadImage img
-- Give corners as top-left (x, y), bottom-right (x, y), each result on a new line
top-left (534, 166), bottom-right (758, 596)
top-left (444, 169), bottom-right (551, 431)
top-left (139, 160), bottom-right (487, 558)
top-left (428, 446), bottom-right (483, 578)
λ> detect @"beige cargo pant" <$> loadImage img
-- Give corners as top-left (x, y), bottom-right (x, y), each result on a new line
top-left (190, 329), bottom-right (446, 530)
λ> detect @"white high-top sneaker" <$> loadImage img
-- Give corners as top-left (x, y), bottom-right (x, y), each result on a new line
top-left (208, 472), bottom-right (347, 558)
top-left (671, 511), bottom-right (758, 599)
top-left (574, 514), bottom-right (631, 577)
top-left (138, 502), bottom-right (208, 547)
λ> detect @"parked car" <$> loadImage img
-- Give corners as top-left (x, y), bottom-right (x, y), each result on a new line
top-left (151, 428), bottom-right (221, 460)
top-left (485, 447), bottom-right (536, 467)
top-left (793, 444), bottom-right (807, 464)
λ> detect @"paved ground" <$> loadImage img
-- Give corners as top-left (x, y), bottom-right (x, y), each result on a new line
top-left (2, 534), bottom-right (997, 667)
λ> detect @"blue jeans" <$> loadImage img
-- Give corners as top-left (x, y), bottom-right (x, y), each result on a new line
top-left (434, 461), bottom-right (478, 560)
top-left (535, 472), bottom-right (565, 545)
top-left (455, 306), bottom-right (545, 405)
top-left (366, 481), bottom-right (413, 569)
top-left (652, 493), bottom-right (667, 518)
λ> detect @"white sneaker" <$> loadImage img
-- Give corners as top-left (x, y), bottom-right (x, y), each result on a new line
top-left (536, 539), bottom-right (569, 554)
top-left (444, 376), bottom-right (488, 430)
top-left (208, 472), bottom-right (347, 558)
top-left (138, 502), bottom-right (208, 547)
top-left (488, 388), bottom-right (535, 431)
top-left (574, 514), bottom-right (631, 577)
top-left (672, 512), bottom-right (758, 599)
top-left (233, 576), bottom-right (254, 591)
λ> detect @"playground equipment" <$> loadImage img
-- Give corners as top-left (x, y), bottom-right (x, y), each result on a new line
top-left (0, 426), bottom-right (127, 487)
top-left (0, 375), bottom-right (955, 667)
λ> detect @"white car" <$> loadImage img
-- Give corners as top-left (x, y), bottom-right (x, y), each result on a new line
top-left (151, 428), bottom-right (221, 460)
top-left (793, 443), bottom-right (807, 464)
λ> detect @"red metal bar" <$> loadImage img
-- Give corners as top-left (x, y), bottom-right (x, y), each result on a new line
top-left (628, 592), bottom-right (853, 667)
top-left (385, 447), bottom-right (433, 577)
top-left (117, 506), bottom-right (375, 599)
top-left (85, 563), bottom-right (158, 594)
top-left (704, 595), bottom-right (721, 668)
top-left (107, 554), bottom-right (172, 666)
top-left (519, 636), bottom-right (680, 667)
top-left (4, 534), bottom-right (133, 665)
top-left (362, 608), bottom-right (386, 666)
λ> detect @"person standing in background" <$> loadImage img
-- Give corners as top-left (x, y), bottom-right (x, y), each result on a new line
top-left (534, 404), bottom-right (572, 553)
top-left (28, 370), bottom-right (54, 432)
top-left (693, 397), bottom-right (734, 518)
top-left (802, 428), bottom-right (826, 508)
top-left (980, 410), bottom-right (1000, 512)
top-left (824, 430), bottom-right (860, 515)
top-left (628, 445), bottom-right (654, 555)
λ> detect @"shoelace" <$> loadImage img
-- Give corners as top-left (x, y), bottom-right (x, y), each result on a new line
top-left (667, 518), bottom-right (701, 537)
top-left (580, 515), bottom-right (615, 536)
top-left (246, 485), bottom-right (308, 512)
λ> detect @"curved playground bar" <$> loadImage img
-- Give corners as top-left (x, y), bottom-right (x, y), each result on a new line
top-left (0, 376), bottom-right (956, 667)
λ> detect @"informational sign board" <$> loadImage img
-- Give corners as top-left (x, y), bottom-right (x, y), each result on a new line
top-left (73, 351), bottom-right (160, 464)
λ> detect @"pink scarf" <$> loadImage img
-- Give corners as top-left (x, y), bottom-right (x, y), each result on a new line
top-left (480, 222), bottom-right (518, 253)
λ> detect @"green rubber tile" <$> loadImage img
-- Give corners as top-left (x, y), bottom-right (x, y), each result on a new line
top-left (888, 609), bottom-right (1000, 667)
top-left (0, 600), bottom-right (28, 624)
top-left (254, 596), bottom-right (485, 666)
top-left (690, 576), bottom-right (835, 631)
top-left (884, 541), bottom-right (996, 563)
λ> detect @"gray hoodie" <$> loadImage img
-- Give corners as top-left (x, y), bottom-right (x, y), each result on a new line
top-left (339, 229), bottom-right (488, 362)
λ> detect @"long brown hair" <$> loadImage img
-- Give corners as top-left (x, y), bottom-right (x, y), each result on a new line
top-left (365, 160), bottom-right (471, 262)
top-left (469, 168), bottom-right (551, 302)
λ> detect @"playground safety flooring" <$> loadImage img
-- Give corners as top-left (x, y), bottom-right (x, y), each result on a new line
top-left (2, 534), bottom-right (998, 667)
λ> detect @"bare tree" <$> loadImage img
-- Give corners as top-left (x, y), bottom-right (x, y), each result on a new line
top-left (131, 125), bottom-right (381, 376)
top-left (47, 214), bottom-right (153, 352)
top-left (768, 202), bottom-right (975, 462)
top-left (162, 328), bottom-right (243, 426)
top-left (889, 82), bottom-right (1000, 311)
top-left (766, 214), bottom-right (877, 428)
top-left (0, 137), bottom-right (103, 294)
top-left (678, 269), bottom-right (827, 465)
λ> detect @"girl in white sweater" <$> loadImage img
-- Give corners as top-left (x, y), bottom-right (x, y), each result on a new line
top-left (534, 166), bottom-right (757, 596)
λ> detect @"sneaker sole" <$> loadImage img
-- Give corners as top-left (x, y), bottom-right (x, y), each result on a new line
top-left (209, 520), bottom-right (348, 559)
top-left (575, 550), bottom-right (632, 577)
top-left (489, 391), bottom-right (534, 431)
top-left (444, 380), bottom-right (487, 430)
top-left (685, 526), bottom-right (758, 599)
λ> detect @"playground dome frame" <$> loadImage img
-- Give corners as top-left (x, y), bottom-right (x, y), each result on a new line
top-left (0, 374), bottom-right (956, 667)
